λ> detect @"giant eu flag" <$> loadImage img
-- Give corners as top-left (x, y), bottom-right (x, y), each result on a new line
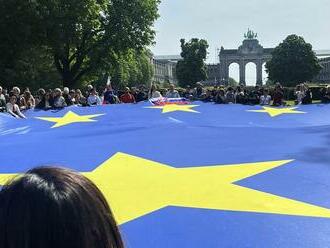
top-left (1, 102), bottom-right (330, 247)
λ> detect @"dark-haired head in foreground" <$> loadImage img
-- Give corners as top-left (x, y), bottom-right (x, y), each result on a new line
top-left (0, 167), bottom-right (124, 248)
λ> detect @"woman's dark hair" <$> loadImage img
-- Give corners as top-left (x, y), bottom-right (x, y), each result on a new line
top-left (0, 167), bottom-right (124, 248)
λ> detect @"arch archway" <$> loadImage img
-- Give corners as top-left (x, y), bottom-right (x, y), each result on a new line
top-left (228, 62), bottom-right (240, 85)
top-left (245, 62), bottom-right (257, 86)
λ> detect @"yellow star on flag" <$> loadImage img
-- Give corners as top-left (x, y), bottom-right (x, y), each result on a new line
top-left (35, 111), bottom-right (105, 128)
top-left (1, 154), bottom-right (330, 225)
top-left (146, 104), bottom-right (200, 114)
top-left (248, 106), bottom-right (306, 117)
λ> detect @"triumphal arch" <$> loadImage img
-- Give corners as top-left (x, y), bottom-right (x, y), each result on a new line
top-left (219, 30), bottom-right (273, 86)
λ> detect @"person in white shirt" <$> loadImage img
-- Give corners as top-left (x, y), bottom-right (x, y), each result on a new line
top-left (260, 89), bottom-right (272, 106)
top-left (148, 84), bottom-right (162, 99)
top-left (0, 86), bottom-right (5, 102)
top-left (6, 95), bottom-right (26, 119)
top-left (295, 84), bottom-right (306, 105)
top-left (87, 89), bottom-right (102, 106)
top-left (53, 88), bottom-right (67, 109)
top-left (165, 84), bottom-right (180, 98)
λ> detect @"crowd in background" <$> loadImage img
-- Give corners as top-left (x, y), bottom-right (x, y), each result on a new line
top-left (1, 82), bottom-right (330, 119)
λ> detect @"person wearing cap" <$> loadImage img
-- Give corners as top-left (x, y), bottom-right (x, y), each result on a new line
top-left (120, 87), bottom-right (136, 104)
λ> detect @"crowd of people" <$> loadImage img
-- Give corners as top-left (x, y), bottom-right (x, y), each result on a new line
top-left (1, 82), bottom-right (330, 119)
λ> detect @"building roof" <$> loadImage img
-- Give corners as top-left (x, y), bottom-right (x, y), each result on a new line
top-left (315, 50), bottom-right (330, 57)
top-left (153, 55), bottom-right (182, 61)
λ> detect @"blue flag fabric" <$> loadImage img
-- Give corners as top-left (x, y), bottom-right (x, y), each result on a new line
top-left (1, 102), bottom-right (330, 248)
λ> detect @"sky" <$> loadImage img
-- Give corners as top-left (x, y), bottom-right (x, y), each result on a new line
top-left (151, 0), bottom-right (330, 84)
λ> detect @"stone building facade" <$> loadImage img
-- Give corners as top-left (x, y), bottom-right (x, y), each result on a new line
top-left (315, 57), bottom-right (330, 83)
top-left (152, 55), bottom-right (181, 84)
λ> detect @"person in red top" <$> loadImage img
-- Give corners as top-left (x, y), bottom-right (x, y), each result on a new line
top-left (120, 87), bottom-right (136, 104)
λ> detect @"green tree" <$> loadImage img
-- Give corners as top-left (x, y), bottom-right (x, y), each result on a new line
top-left (0, 47), bottom-right (62, 91)
top-left (0, 0), bottom-right (160, 88)
top-left (266, 35), bottom-right (321, 87)
top-left (176, 38), bottom-right (209, 87)
top-left (110, 49), bottom-right (154, 89)
top-left (228, 77), bottom-right (238, 87)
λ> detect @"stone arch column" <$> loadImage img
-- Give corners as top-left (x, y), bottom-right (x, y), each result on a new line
top-left (256, 60), bottom-right (263, 86)
top-left (239, 61), bottom-right (246, 85)
top-left (220, 61), bottom-right (229, 85)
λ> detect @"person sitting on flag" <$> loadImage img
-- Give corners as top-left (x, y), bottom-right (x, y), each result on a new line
top-left (87, 88), bottom-right (102, 106)
top-left (201, 89), bottom-right (213, 102)
top-left (23, 90), bottom-right (36, 109)
top-left (192, 82), bottom-right (205, 100)
top-left (148, 84), bottom-right (162, 99)
top-left (247, 86), bottom-right (262, 105)
top-left (11, 87), bottom-right (26, 111)
top-left (321, 86), bottom-right (330, 104)
top-left (53, 88), bottom-right (67, 109)
top-left (183, 85), bottom-right (193, 99)
top-left (295, 84), bottom-right (306, 105)
top-left (302, 84), bottom-right (313, 104)
top-left (104, 83), bottom-right (120, 104)
top-left (165, 84), bottom-right (180, 98)
top-left (75, 89), bottom-right (88, 106)
top-left (225, 87), bottom-right (236, 104)
top-left (215, 88), bottom-right (226, 104)
top-left (0, 167), bottom-right (124, 248)
top-left (120, 87), bottom-right (136, 104)
top-left (260, 89), bottom-right (272, 106)
top-left (0, 86), bottom-right (5, 102)
top-left (0, 86), bottom-right (6, 112)
top-left (63, 87), bottom-right (74, 106)
top-left (69, 90), bottom-right (77, 105)
top-left (6, 94), bottom-right (26, 119)
top-left (235, 86), bottom-right (246, 104)
top-left (85, 84), bottom-right (94, 98)
top-left (36, 90), bottom-right (53, 110)
top-left (135, 86), bottom-right (148, 102)
top-left (272, 86), bottom-right (284, 106)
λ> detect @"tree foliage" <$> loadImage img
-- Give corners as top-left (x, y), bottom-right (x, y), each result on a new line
top-left (110, 49), bottom-right (154, 89)
top-left (176, 38), bottom-right (209, 88)
top-left (0, 0), bottom-right (160, 88)
top-left (266, 35), bottom-right (321, 87)
top-left (228, 77), bottom-right (238, 87)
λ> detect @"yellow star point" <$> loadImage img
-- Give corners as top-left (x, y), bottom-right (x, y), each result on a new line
top-left (35, 111), bottom-right (105, 128)
top-left (248, 106), bottom-right (306, 117)
top-left (1, 154), bottom-right (330, 225)
top-left (146, 104), bottom-right (200, 113)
